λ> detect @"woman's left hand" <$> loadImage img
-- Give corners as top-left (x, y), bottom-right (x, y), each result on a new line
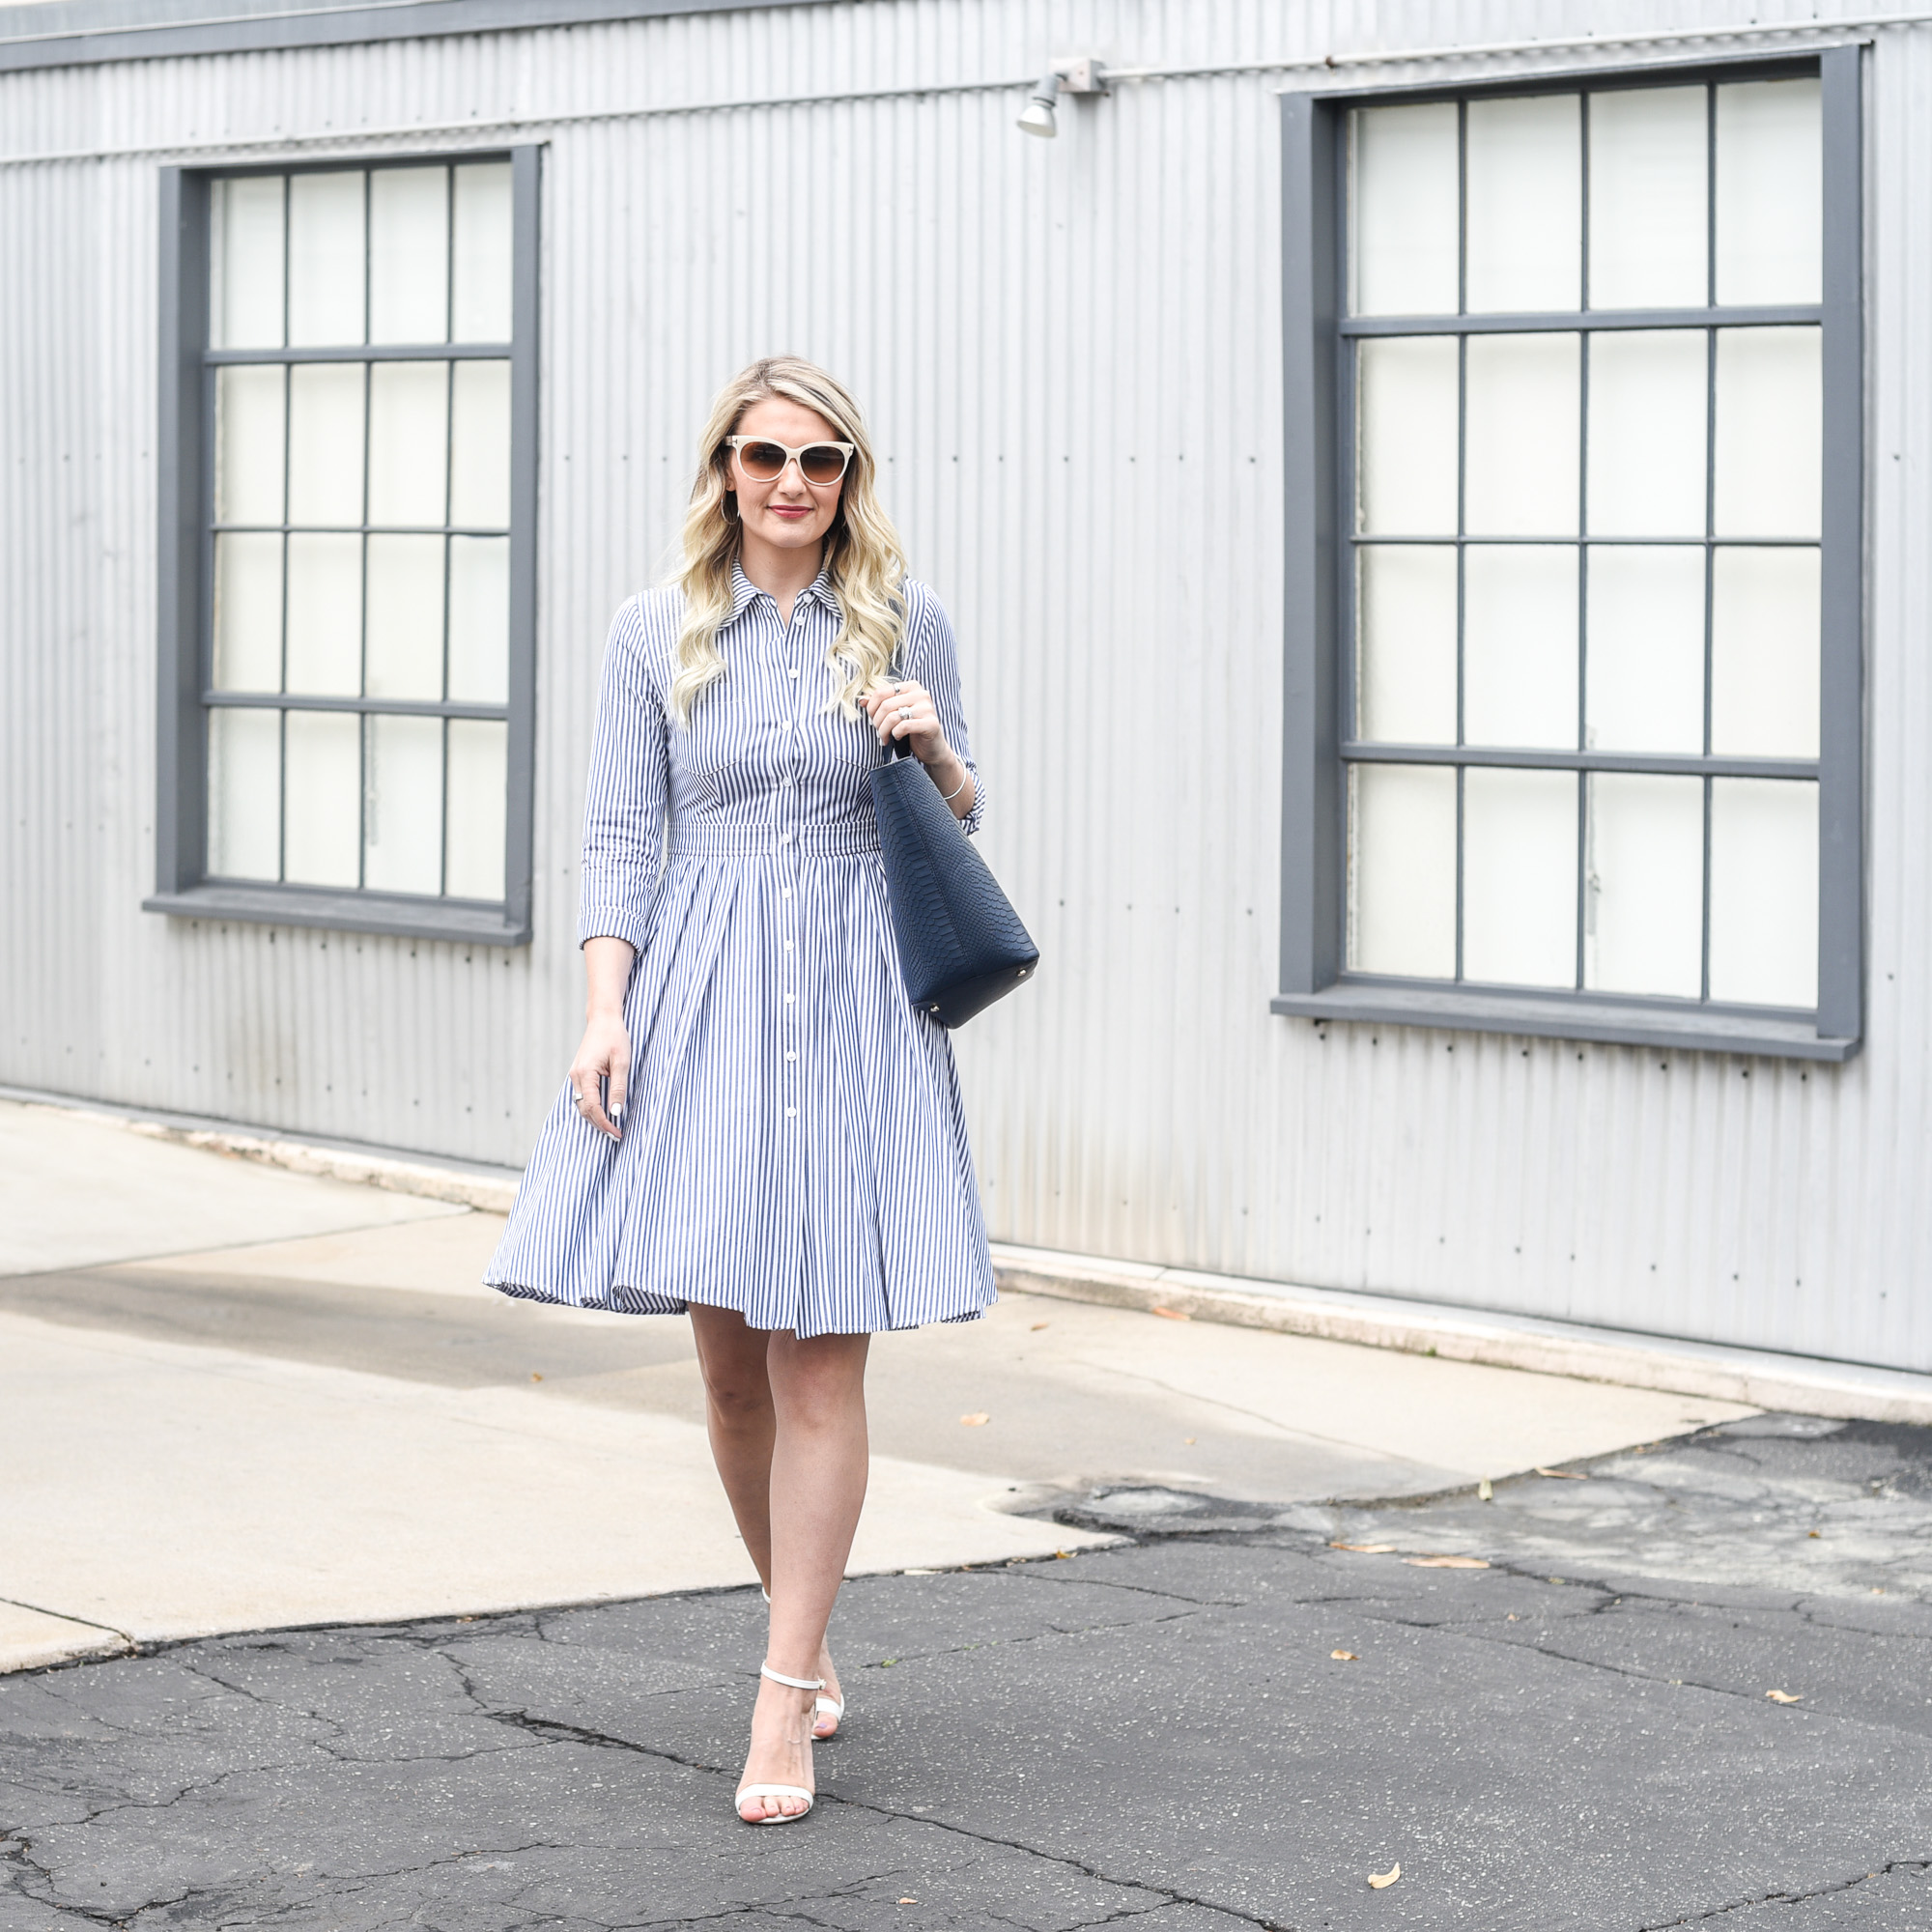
top-left (862, 679), bottom-right (949, 764)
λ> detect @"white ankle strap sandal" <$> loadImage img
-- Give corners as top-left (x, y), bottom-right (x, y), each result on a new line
top-left (735, 1663), bottom-right (824, 1825)
top-left (760, 1590), bottom-right (846, 1737)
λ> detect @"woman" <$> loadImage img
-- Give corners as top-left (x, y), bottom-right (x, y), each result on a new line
top-left (485, 356), bottom-right (997, 1826)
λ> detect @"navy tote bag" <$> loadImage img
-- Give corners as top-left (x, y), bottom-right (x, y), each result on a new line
top-left (870, 738), bottom-right (1039, 1028)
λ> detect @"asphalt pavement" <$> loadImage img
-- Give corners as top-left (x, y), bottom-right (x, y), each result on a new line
top-left (4, 1413), bottom-right (1929, 1931)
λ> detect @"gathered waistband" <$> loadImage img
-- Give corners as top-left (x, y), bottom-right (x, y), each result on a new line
top-left (667, 822), bottom-right (883, 860)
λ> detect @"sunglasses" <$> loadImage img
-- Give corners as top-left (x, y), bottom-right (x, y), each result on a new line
top-left (724, 435), bottom-right (856, 487)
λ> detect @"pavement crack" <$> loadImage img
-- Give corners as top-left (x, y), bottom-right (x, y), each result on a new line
top-left (1638, 1859), bottom-right (1931, 1926)
top-left (478, 1707), bottom-right (1293, 1930)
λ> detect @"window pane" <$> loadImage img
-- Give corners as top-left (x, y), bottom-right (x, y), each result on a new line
top-left (1357, 545), bottom-right (1456, 745)
top-left (1585, 773), bottom-right (1703, 997)
top-left (287, 362), bottom-right (365, 527)
top-left (1588, 86), bottom-right (1708, 310)
top-left (368, 361), bottom-right (449, 527)
top-left (288, 171), bottom-right (366, 348)
top-left (1465, 94), bottom-right (1580, 313)
top-left (1464, 334), bottom-right (1579, 536)
top-left (1463, 768), bottom-right (1577, 988)
top-left (282, 709), bottom-right (361, 887)
top-left (1716, 79), bottom-right (1822, 305)
top-left (284, 533), bottom-right (362, 696)
top-left (1585, 546), bottom-right (1705, 754)
top-left (449, 360), bottom-right (512, 528)
top-left (1586, 330), bottom-right (1706, 537)
top-left (1713, 327), bottom-right (1820, 539)
top-left (370, 165), bottom-right (449, 345)
top-left (452, 162), bottom-right (515, 342)
top-left (1352, 340), bottom-right (1453, 537)
top-left (208, 707), bottom-right (281, 879)
top-left (1709, 779), bottom-right (1818, 1007)
top-left (365, 534), bottom-right (445, 700)
top-left (1463, 545), bottom-right (1577, 748)
top-left (210, 175), bottom-right (283, 351)
top-left (1711, 548), bottom-right (1820, 758)
top-left (1357, 338), bottom-right (1459, 536)
top-left (447, 535), bottom-right (511, 705)
top-left (1350, 102), bottom-right (1459, 318)
top-left (445, 719), bottom-right (508, 900)
top-left (214, 365), bottom-right (285, 525)
top-left (1348, 762), bottom-right (1456, 978)
top-left (363, 713), bottom-right (444, 895)
top-left (212, 533), bottom-right (283, 692)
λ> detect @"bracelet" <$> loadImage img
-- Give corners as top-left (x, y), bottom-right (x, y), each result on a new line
top-left (938, 767), bottom-right (972, 803)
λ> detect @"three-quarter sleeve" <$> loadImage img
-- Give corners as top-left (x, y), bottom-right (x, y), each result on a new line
top-left (577, 595), bottom-right (669, 951)
top-left (901, 582), bottom-right (986, 837)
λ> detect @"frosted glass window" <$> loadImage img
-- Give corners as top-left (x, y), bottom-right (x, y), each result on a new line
top-left (1585, 774), bottom-right (1704, 998)
top-left (287, 363), bottom-right (365, 528)
top-left (1349, 763), bottom-right (1457, 978)
top-left (283, 709), bottom-right (361, 887)
top-left (1357, 546), bottom-right (1457, 745)
top-left (1463, 768), bottom-right (1577, 987)
top-left (1464, 334), bottom-right (1578, 536)
top-left (449, 361), bottom-right (513, 528)
top-left (1711, 548), bottom-right (1820, 758)
top-left (370, 166), bottom-right (449, 345)
top-left (284, 533), bottom-right (363, 696)
top-left (1463, 546), bottom-right (1577, 749)
top-left (212, 533), bottom-right (283, 693)
top-left (445, 720), bottom-right (508, 900)
top-left (1355, 337), bottom-right (1459, 535)
top-left (208, 708), bottom-right (281, 880)
top-left (1588, 86), bottom-right (1708, 309)
top-left (1350, 103), bottom-right (1459, 317)
top-left (211, 176), bottom-right (285, 351)
top-left (214, 365), bottom-right (286, 525)
top-left (452, 162), bottom-right (515, 342)
top-left (365, 535), bottom-right (446, 700)
top-left (368, 361), bottom-right (449, 526)
top-left (364, 714), bottom-right (444, 895)
top-left (1586, 331), bottom-right (1707, 537)
top-left (1585, 547), bottom-right (1705, 754)
top-left (1709, 780), bottom-right (1818, 1007)
top-left (447, 536), bottom-right (511, 705)
top-left (1717, 79), bottom-right (1822, 305)
top-left (1714, 327), bottom-right (1820, 539)
top-left (288, 171), bottom-right (365, 349)
top-left (1466, 95), bottom-right (1580, 313)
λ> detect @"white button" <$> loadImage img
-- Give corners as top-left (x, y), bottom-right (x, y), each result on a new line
top-left (781, 776), bottom-right (793, 787)
top-left (785, 993), bottom-right (795, 1003)
top-left (779, 833), bottom-right (791, 843)
top-left (786, 1107), bottom-right (797, 1118)
top-left (786, 1052), bottom-right (797, 1062)
top-left (789, 668), bottom-right (801, 679)
top-left (784, 940), bottom-right (793, 951)
top-left (782, 888), bottom-right (792, 898)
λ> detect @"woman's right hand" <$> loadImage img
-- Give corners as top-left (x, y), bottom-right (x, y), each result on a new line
top-left (573, 936), bottom-right (638, 1140)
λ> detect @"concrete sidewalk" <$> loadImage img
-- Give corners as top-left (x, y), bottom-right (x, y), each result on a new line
top-left (0, 1098), bottom-right (1750, 1671)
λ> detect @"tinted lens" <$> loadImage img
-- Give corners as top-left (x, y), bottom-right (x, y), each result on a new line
top-left (736, 440), bottom-right (787, 480)
top-left (800, 443), bottom-right (849, 485)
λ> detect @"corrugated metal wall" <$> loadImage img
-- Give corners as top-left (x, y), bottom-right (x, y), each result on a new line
top-left (4, 0), bottom-right (1929, 1370)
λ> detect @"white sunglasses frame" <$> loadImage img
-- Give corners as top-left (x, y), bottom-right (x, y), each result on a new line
top-left (724, 435), bottom-right (856, 485)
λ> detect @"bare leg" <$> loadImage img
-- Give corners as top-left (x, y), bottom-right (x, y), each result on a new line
top-left (689, 1310), bottom-right (869, 1818)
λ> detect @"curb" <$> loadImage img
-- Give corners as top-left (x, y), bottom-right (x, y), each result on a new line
top-left (989, 1244), bottom-right (1932, 1428)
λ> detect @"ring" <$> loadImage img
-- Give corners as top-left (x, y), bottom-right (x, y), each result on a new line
top-left (899, 705), bottom-right (912, 721)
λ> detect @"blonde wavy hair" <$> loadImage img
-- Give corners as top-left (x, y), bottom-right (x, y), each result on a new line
top-left (668, 356), bottom-right (907, 725)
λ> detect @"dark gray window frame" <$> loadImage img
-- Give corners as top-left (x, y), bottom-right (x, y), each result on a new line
top-left (148, 143), bottom-right (541, 948)
top-left (1274, 47), bottom-right (1863, 1063)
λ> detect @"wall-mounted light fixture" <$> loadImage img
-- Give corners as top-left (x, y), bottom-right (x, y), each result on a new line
top-left (1016, 58), bottom-right (1109, 138)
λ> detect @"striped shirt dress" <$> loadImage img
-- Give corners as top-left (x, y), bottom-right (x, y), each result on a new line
top-left (484, 563), bottom-right (1000, 1337)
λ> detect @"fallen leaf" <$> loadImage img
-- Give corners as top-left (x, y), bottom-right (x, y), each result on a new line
top-left (1055, 1549), bottom-right (1072, 1559)
top-left (530, 1373), bottom-right (544, 1382)
top-left (1151, 1306), bottom-right (1190, 1321)
top-left (1030, 1321), bottom-right (1049, 1331)
top-left (1368, 1862), bottom-right (1401, 1889)
top-left (1477, 1477), bottom-right (1493, 1501)
top-left (959, 1412), bottom-right (990, 1427)
top-left (898, 1900), bottom-right (918, 1906)
top-left (1406, 1554), bottom-right (1490, 1569)
top-left (1331, 1649), bottom-right (1358, 1662)
top-left (1766, 1689), bottom-right (1803, 1704)
top-left (1807, 1529), bottom-right (1822, 1539)
top-left (1535, 1466), bottom-right (1586, 1480)
top-left (1330, 1541), bottom-right (1398, 1554)
top-left (1183, 1436), bottom-right (1198, 1445)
